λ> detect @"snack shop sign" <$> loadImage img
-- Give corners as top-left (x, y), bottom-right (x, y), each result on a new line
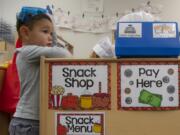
top-left (120, 65), bottom-right (179, 108)
top-left (51, 65), bottom-right (108, 95)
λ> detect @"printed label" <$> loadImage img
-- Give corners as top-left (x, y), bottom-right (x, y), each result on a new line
top-left (49, 63), bottom-right (111, 110)
top-left (120, 65), bottom-right (179, 108)
top-left (153, 23), bottom-right (176, 38)
top-left (55, 112), bottom-right (105, 135)
top-left (119, 23), bottom-right (142, 38)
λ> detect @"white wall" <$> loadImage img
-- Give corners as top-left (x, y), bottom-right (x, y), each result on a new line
top-left (1, 0), bottom-right (180, 58)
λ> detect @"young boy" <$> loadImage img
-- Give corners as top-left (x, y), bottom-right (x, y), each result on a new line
top-left (9, 7), bottom-right (71, 135)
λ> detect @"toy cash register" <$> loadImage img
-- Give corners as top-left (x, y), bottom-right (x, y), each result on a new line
top-left (115, 22), bottom-right (180, 57)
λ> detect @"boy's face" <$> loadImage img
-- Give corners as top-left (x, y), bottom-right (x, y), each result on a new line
top-left (24, 19), bottom-right (53, 46)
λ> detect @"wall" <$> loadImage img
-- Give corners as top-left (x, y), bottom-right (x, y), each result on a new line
top-left (1, 0), bottom-right (180, 58)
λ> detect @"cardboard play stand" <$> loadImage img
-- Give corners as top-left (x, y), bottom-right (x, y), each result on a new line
top-left (40, 57), bottom-right (180, 135)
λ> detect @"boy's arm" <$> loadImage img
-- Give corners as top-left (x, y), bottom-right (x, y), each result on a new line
top-left (19, 46), bottom-right (72, 63)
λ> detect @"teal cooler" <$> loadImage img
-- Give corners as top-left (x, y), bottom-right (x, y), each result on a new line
top-left (115, 22), bottom-right (180, 57)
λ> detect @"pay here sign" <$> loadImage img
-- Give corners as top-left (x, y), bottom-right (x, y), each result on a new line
top-left (119, 64), bottom-right (179, 110)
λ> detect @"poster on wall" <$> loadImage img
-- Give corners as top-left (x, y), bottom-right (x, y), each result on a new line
top-left (49, 61), bottom-right (111, 110)
top-left (55, 112), bottom-right (105, 135)
top-left (81, 0), bottom-right (104, 13)
top-left (117, 61), bottom-right (180, 110)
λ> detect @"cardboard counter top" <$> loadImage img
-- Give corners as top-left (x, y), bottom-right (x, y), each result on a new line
top-left (40, 57), bottom-right (180, 135)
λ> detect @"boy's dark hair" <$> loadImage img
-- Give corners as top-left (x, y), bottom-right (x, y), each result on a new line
top-left (16, 14), bottom-right (52, 35)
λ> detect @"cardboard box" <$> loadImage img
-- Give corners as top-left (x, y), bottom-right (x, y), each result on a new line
top-left (0, 41), bottom-right (6, 51)
top-left (0, 112), bottom-right (10, 135)
top-left (0, 67), bottom-right (6, 93)
top-left (0, 51), bottom-right (11, 64)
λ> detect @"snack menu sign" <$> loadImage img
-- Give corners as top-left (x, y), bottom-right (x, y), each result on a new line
top-left (55, 112), bottom-right (104, 135)
top-left (118, 64), bottom-right (179, 110)
top-left (49, 62), bottom-right (111, 110)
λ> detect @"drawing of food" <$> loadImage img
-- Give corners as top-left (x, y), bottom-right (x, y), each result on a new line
top-left (92, 123), bottom-right (102, 133)
top-left (51, 85), bottom-right (65, 108)
top-left (57, 123), bottom-right (68, 135)
top-left (92, 81), bottom-right (110, 109)
top-left (92, 93), bottom-right (110, 109)
top-left (61, 93), bottom-right (79, 109)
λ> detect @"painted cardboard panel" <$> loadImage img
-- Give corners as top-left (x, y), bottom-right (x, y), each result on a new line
top-left (117, 61), bottom-right (180, 110)
top-left (40, 58), bottom-right (180, 135)
top-left (55, 112), bottom-right (105, 135)
top-left (49, 61), bottom-right (111, 110)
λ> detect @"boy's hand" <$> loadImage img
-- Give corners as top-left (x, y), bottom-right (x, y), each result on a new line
top-left (56, 35), bottom-right (74, 54)
top-left (65, 44), bottom-right (73, 54)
